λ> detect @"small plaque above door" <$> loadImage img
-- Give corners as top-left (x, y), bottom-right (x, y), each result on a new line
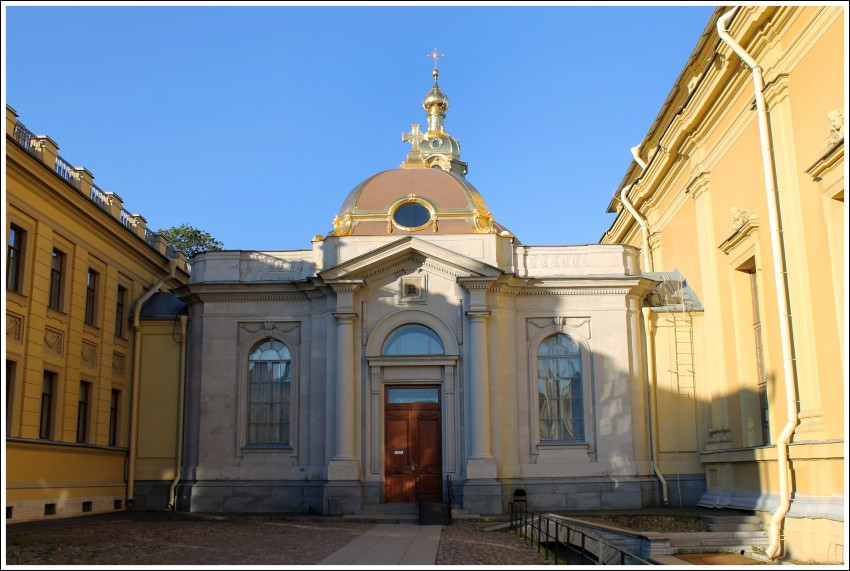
top-left (387, 387), bottom-right (439, 404)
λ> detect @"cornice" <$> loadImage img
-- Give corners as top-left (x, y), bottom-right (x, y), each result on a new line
top-left (805, 139), bottom-right (844, 182)
top-left (719, 215), bottom-right (760, 256)
top-left (194, 293), bottom-right (312, 303)
top-left (6, 149), bottom-right (179, 281)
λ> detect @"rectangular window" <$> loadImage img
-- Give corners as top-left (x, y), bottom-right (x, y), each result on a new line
top-left (77, 381), bottom-right (92, 443)
top-left (84, 269), bottom-right (98, 325)
top-left (115, 286), bottom-right (127, 338)
top-left (108, 389), bottom-right (120, 446)
top-left (7, 224), bottom-right (25, 292)
top-left (749, 270), bottom-right (770, 445)
top-left (538, 334), bottom-right (584, 441)
top-left (40, 372), bottom-right (56, 440)
top-left (48, 249), bottom-right (65, 311)
top-left (247, 341), bottom-right (291, 445)
top-left (6, 360), bottom-right (16, 435)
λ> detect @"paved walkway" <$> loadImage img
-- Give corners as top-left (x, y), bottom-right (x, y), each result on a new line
top-left (319, 523), bottom-right (442, 565)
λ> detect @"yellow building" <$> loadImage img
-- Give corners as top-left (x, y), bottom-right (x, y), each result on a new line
top-left (601, 6), bottom-right (845, 564)
top-left (4, 105), bottom-right (190, 522)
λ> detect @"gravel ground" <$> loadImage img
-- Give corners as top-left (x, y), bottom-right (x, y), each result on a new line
top-left (4, 514), bottom-right (550, 566)
top-left (437, 521), bottom-right (552, 565)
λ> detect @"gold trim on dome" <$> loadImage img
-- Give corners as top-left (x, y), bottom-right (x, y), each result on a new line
top-left (332, 210), bottom-right (355, 236)
top-left (471, 208), bottom-right (497, 234)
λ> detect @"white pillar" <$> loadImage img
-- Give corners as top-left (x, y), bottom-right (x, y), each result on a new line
top-left (468, 312), bottom-right (492, 461)
top-left (460, 278), bottom-right (497, 480)
top-left (333, 312), bottom-right (357, 460)
top-left (327, 281), bottom-right (362, 481)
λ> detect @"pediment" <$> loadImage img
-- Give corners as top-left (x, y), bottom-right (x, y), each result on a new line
top-left (318, 236), bottom-right (503, 281)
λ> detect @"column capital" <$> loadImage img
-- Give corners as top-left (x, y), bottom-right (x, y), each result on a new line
top-left (465, 310), bottom-right (491, 321)
top-left (332, 312), bottom-right (358, 322)
top-left (327, 279), bottom-right (365, 294)
top-left (686, 171), bottom-right (711, 201)
top-left (327, 279), bottom-right (364, 314)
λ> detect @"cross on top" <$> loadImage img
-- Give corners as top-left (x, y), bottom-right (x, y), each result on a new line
top-left (403, 124), bottom-right (426, 151)
top-left (427, 48), bottom-right (444, 69)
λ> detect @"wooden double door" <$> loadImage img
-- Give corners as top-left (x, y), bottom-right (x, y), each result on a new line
top-left (384, 386), bottom-right (443, 503)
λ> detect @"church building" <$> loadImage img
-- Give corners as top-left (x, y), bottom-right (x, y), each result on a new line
top-left (177, 57), bottom-right (666, 516)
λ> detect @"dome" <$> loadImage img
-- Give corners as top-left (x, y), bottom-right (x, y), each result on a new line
top-left (331, 168), bottom-right (501, 237)
top-left (423, 85), bottom-right (449, 113)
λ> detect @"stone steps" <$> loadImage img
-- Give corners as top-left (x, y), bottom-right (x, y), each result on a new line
top-left (700, 513), bottom-right (763, 533)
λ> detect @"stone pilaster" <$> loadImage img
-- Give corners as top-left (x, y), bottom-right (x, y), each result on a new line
top-left (327, 280), bottom-right (363, 481)
top-left (688, 173), bottom-right (732, 448)
top-left (459, 277), bottom-right (500, 514)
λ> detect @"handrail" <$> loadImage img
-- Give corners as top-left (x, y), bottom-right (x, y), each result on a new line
top-left (509, 502), bottom-right (652, 565)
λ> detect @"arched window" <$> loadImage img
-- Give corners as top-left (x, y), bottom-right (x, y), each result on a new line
top-left (247, 339), bottom-right (291, 445)
top-left (382, 324), bottom-right (445, 355)
top-left (538, 334), bottom-right (584, 441)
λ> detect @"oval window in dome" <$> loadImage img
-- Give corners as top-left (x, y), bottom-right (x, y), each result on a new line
top-left (393, 202), bottom-right (432, 230)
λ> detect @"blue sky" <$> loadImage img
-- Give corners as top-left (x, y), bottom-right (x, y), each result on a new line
top-left (4, 2), bottom-right (717, 251)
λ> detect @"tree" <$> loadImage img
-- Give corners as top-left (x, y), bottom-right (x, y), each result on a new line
top-left (158, 223), bottom-right (224, 258)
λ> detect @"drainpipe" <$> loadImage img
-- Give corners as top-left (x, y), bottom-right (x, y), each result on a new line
top-left (127, 258), bottom-right (180, 508)
top-left (643, 307), bottom-right (670, 506)
top-left (717, 8), bottom-right (798, 560)
top-left (619, 145), bottom-right (652, 273)
top-left (620, 146), bottom-right (667, 505)
top-left (167, 314), bottom-right (189, 510)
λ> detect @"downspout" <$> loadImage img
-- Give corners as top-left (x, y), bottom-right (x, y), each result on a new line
top-left (620, 146), bottom-right (667, 505)
top-left (167, 314), bottom-right (189, 510)
top-left (717, 8), bottom-right (798, 560)
top-left (643, 307), bottom-right (670, 506)
top-left (619, 145), bottom-right (652, 273)
top-left (127, 258), bottom-right (180, 508)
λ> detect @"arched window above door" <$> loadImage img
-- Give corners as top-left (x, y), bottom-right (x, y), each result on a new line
top-left (382, 324), bottom-right (445, 355)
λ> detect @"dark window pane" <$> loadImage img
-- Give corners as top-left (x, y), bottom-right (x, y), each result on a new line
top-left (393, 203), bottom-right (431, 228)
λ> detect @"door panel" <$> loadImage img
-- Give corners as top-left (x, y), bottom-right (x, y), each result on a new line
top-left (385, 411), bottom-right (414, 503)
top-left (415, 411), bottom-right (442, 502)
top-left (385, 386), bottom-right (442, 503)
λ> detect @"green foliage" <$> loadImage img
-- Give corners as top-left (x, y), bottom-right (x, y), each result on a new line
top-left (157, 223), bottom-right (224, 258)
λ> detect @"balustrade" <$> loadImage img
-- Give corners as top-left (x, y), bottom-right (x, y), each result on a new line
top-left (12, 117), bottom-right (190, 272)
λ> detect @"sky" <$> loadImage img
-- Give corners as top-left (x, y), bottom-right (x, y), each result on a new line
top-left (3, 2), bottom-right (718, 251)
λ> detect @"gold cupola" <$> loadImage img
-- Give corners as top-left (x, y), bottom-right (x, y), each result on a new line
top-left (400, 49), bottom-right (468, 177)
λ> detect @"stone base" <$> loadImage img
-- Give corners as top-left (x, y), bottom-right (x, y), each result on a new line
top-left (465, 457), bottom-right (497, 479)
top-left (462, 479), bottom-right (501, 514)
top-left (322, 480), bottom-right (363, 516)
top-left (328, 458), bottom-right (360, 481)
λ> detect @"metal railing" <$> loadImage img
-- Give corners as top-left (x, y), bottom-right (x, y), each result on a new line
top-left (13, 121), bottom-right (39, 156)
top-left (509, 502), bottom-right (652, 565)
top-left (55, 154), bottom-right (76, 185)
top-left (90, 183), bottom-right (110, 209)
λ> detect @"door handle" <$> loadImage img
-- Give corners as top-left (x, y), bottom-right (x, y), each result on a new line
top-left (411, 461), bottom-right (418, 471)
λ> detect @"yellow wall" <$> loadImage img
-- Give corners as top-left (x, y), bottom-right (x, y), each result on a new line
top-left (601, 6), bottom-right (845, 564)
top-left (135, 320), bottom-right (183, 482)
top-left (5, 106), bottom-right (189, 522)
